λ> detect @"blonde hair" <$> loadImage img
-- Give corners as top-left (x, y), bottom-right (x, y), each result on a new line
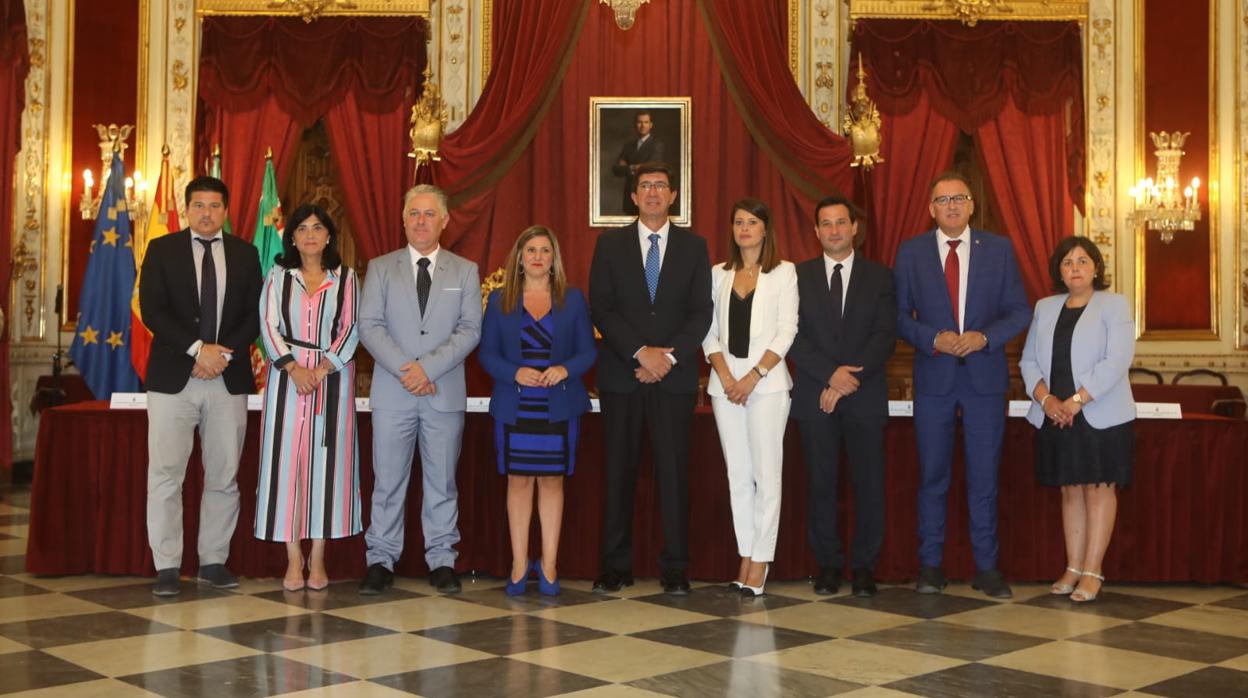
top-left (501, 225), bottom-right (568, 314)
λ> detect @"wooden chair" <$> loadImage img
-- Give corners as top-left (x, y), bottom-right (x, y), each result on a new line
top-left (1171, 368), bottom-right (1228, 385)
top-left (1129, 367), bottom-right (1164, 384)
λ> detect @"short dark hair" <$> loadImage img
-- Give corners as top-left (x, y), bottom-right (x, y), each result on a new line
top-left (725, 198), bottom-right (781, 274)
top-left (634, 161), bottom-right (676, 193)
top-left (276, 203), bottom-right (343, 271)
top-left (813, 193), bottom-right (862, 226)
top-left (184, 175), bottom-right (229, 209)
top-left (929, 170), bottom-right (971, 194)
top-left (1049, 236), bottom-right (1109, 292)
top-left (635, 110), bottom-right (653, 121)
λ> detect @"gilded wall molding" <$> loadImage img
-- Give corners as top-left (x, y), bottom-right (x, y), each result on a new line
top-left (791, 0), bottom-right (841, 130)
top-left (196, 0), bottom-right (431, 19)
top-left (1085, 0), bottom-right (1116, 287)
top-left (11, 0), bottom-right (49, 343)
top-left (1238, 0), bottom-right (1248, 348)
top-left (166, 1), bottom-right (195, 213)
top-left (431, 0), bottom-right (487, 133)
top-left (847, 0), bottom-right (1087, 23)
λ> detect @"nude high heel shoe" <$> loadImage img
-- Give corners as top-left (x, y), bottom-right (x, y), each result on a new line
top-left (1050, 567), bottom-right (1083, 595)
top-left (1071, 571), bottom-right (1104, 603)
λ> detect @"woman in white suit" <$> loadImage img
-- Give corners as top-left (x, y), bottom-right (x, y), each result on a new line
top-left (1020, 236), bottom-right (1135, 603)
top-left (702, 197), bottom-right (799, 597)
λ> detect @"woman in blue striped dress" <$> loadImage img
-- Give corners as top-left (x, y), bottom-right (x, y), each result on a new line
top-left (255, 204), bottom-right (361, 591)
top-left (480, 226), bottom-right (596, 596)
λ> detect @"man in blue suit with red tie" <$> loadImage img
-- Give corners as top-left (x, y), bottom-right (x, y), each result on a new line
top-left (894, 171), bottom-right (1031, 599)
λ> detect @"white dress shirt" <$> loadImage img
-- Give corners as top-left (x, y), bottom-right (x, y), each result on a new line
top-left (187, 230), bottom-right (227, 357)
top-left (637, 219), bottom-right (669, 270)
top-left (408, 245), bottom-right (440, 286)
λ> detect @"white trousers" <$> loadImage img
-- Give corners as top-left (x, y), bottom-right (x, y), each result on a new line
top-left (710, 390), bottom-right (790, 561)
top-left (147, 378), bottom-right (247, 571)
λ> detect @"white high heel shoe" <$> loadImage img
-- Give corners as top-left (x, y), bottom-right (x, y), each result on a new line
top-left (1050, 566), bottom-right (1083, 595)
top-left (741, 564), bottom-right (769, 598)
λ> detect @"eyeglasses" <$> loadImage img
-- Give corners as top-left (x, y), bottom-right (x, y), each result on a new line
top-left (932, 194), bottom-right (972, 206)
top-left (637, 181), bottom-right (670, 192)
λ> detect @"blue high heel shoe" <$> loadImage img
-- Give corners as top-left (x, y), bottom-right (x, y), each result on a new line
top-left (537, 561), bottom-right (561, 597)
top-left (505, 560), bottom-right (532, 596)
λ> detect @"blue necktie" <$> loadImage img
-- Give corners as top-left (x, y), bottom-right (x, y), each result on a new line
top-left (645, 233), bottom-right (660, 302)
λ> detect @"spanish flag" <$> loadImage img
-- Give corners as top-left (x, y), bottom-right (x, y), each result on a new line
top-left (130, 147), bottom-right (180, 382)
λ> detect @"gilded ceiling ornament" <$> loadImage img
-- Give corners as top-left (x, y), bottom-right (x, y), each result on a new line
top-left (266, 0), bottom-right (359, 23)
top-left (842, 55), bottom-right (884, 170)
top-left (408, 66), bottom-right (448, 167)
top-left (920, 0), bottom-right (1014, 26)
top-left (600, 0), bottom-right (650, 31)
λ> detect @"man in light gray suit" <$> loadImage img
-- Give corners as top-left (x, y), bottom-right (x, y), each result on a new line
top-left (358, 184), bottom-right (482, 595)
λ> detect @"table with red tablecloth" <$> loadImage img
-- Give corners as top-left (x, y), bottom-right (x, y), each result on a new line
top-left (25, 401), bottom-right (1248, 584)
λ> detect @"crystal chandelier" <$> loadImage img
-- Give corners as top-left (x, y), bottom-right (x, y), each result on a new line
top-left (1127, 131), bottom-right (1201, 244)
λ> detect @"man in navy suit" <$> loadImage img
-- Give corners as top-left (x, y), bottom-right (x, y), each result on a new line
top-left (589, 162), bottom-right (712, 595)
top-left (789, 195), bottom-right (896, 598)
top-left (894, 171), bottom-right (1031, 598)
top-left (611, 111), bottom-right (666, 215)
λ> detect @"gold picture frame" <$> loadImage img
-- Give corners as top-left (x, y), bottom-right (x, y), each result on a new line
top-left (589, 97), bottom-right (691, 227)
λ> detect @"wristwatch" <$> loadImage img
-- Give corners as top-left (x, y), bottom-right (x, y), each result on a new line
top-left (753, 365), bottom-right (769, 378)
top-left (1072, 393), bottom-right (1084, 404)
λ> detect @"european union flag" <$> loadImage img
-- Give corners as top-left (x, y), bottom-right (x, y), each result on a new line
top-left (69, 152), bottom-right (141, 399)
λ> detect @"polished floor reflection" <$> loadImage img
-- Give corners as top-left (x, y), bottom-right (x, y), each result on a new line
top-left (2, 484), bottom-right (1248, 697)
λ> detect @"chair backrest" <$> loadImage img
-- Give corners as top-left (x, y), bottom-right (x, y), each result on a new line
top-left (1172, 368), bottom-right (1229, 386)
top-left (1129, 367), bottom-right (1164, 384)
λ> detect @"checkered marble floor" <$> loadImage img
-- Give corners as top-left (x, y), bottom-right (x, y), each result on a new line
top-left (3, 485), bottom-right (1248, 697)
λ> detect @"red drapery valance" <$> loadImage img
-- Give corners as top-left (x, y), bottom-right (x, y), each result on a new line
top-left (196, 16), bottom-right (425, 258)
top-left (0, 0), bottom-right (29, 471)
top-left (198, 16), bottom-right (427, 127)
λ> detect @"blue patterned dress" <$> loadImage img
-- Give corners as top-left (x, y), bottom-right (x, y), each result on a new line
top-left (494, 310), bottom-right (579, 476)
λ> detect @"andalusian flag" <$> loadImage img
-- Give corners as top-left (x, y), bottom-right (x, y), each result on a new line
top-left (250, 152), bottom-right (284, 388)
top-left (130, 147), bottom-right (180, 382)
top-left (69, 152), bottom-right (142, 399)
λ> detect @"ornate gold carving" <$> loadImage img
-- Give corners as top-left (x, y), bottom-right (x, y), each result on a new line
top-left (842, 56), bottom-right (883, 170)
top-left (171, 59), bottom-right (189, 90)
top-left (1085, 2), bottom-right (1116, 292)
top-left (196, 0), bottom-right (431, 18)
top-left (12, 1), bottom-right (49, 341)
top-left (438, 0), bottom-right (470, 128)
top-left (480, 267), bottom-right (504, 312)
top-left (1240, 1), bottom-right (1248, 347)
top-left (802, 1), bottom-right (840, 129)
top-left (600, 0), bottom-right (650, 31)
top-left (408, 66), bottom-right (448, 167)
top-left (848, 0), bottom-right (1086, 22)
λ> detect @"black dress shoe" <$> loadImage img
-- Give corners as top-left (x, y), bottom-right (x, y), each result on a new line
top-left (660, 570), bottom-right (691, 596)
top-left (813, 567), bottom-right (842, 596)
top-left (429, 566), bottom-right (462, 594)
top-left (916, 566), bottom-right (947, 594)
top-left (851, 569), bottom-right (877, 597)
top-left (592, 569), bottom-right (634, 594)
top-left (152, 568), bottom-right (181, 597)
top-left (971, 568), bottom-right (1013, 599)
top-left (358, 563), bottom-right (394, 596)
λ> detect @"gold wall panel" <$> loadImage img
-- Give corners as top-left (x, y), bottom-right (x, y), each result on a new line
top-left (847, 0), bottom-right (1087, 22)
top-left (196, 0), bottom-right (430, 18)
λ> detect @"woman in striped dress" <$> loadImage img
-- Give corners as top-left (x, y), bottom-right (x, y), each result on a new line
top-left (480, 226), bottom-right (596, 596)
top-left (255, 203), bottom-right (361, 591)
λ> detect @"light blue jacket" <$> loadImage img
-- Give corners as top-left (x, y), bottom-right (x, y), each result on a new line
top-left (1019, 291), bottom-right (1135, 429)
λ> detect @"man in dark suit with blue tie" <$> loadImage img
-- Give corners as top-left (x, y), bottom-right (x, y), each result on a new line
top-left (589, 162), bottom-right (712, 595)
top-left (894, 171), bottom-right (1031, 599)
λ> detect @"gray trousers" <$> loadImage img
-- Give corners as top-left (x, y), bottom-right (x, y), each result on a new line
top-left (366, 404), bottom-right (464, 571)
top-left (146, 378), bottom-right (247, 571)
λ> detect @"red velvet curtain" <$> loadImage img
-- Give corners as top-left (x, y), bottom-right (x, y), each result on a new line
top-left (323, 92), bottom-right (413, 262)
top-left (858, 91), bottom-right (959, 265)
top-left (976, 97), bottom-right (1074, 300)
top-left (197, 16), bottom-right (426, 249)
top-left (425, 0), bottom-right (590, 202)
top-left (0, 0), bottom-right (28, 471)
top-left (852, 19), bottom-right (1085, 287)
top-left (434, 0), bottom-right (854, 288)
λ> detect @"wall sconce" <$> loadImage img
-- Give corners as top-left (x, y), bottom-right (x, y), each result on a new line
top-left (1127, 130), bottom-right (1201, 244)
top-left (79, 123), bottom-right (147, 226)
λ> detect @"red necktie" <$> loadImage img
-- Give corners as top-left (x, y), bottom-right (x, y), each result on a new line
top-left (945, 239), bottom-right (961, 328)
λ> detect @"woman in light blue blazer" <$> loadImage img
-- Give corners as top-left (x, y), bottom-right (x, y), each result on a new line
top-left (1019, 237), bottom-right (1135, 603)
top-left (480, 226), bottom-right (596, 597)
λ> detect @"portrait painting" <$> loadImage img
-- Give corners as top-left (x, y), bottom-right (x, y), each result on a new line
top-left (589, 97), bottom-right (691, 227)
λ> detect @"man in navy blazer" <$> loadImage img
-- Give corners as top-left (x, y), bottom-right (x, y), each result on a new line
top-left (589, 162), bottom-right (712, 595)
top-left (894, 171), bottom-right (1031, 598)
top-left (789, 195), bottom-right (896, 598)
